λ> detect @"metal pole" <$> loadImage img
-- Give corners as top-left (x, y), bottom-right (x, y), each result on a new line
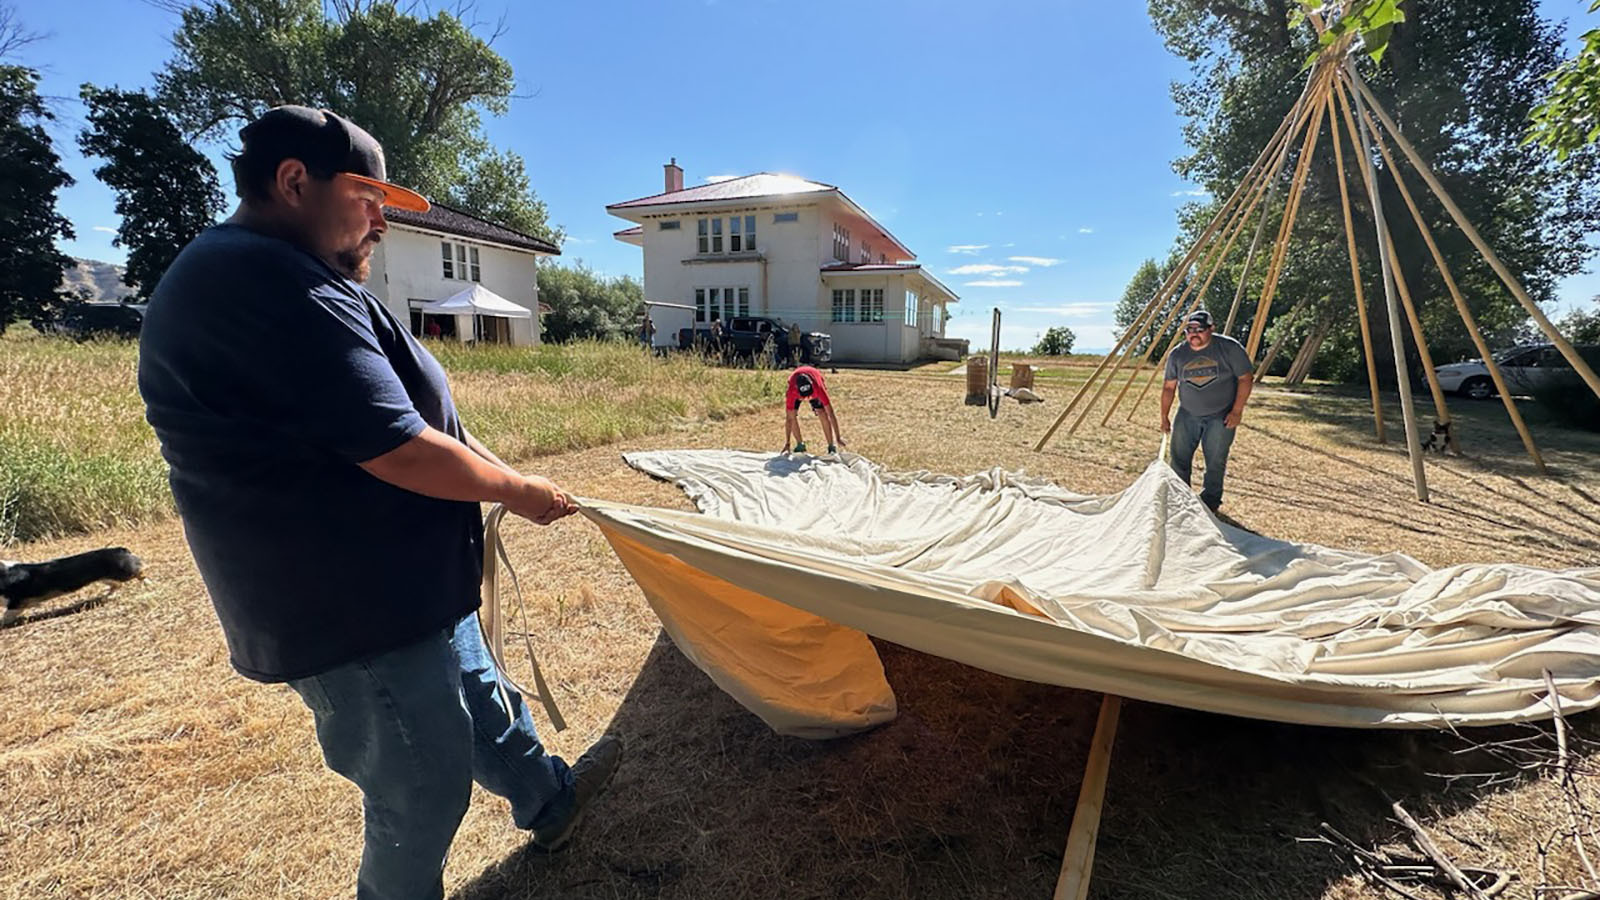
top-left (1347, 62), bottom-right (1428, 503)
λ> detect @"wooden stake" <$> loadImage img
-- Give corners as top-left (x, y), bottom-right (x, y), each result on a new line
top-left (1053, 695), bottom-right (1123, 900)
top-left (1345, 77), bottom-right (1548, 472)
top-left (1255, 295), bottom-right (1312, 378)
top-left (1326, 82), bottom-right (1388, 443)
top-left (1350, 71), bottom-right (1600, 406)
top-left (1347, 61), bottom-right (1428, 502)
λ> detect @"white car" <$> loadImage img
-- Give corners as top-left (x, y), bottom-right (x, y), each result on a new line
top-left (1433, 343), bottom-right (1594, 400)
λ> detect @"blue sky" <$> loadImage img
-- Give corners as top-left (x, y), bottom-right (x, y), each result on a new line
top-left (19, 0), bottom-right (1600, 351)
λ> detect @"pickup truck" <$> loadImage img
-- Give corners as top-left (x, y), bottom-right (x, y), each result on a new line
top-left (678, 316), bottom-right (832, 366)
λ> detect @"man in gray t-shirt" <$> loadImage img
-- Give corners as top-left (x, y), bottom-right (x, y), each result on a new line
top-left (1160, 310), bottom-right (1255, 511)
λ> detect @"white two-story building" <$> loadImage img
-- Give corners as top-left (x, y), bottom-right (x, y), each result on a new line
top-left (607, 161), bottom-right (959, 363)
top-left (366, 202), bottom-right (561, 346)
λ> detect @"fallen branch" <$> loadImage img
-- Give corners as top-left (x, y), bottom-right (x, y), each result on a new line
top-left (1390, 802), bottom-right (1495, 900)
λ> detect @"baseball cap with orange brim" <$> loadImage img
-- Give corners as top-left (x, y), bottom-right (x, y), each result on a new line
top-left (238, 106), bottom-right (431, 212)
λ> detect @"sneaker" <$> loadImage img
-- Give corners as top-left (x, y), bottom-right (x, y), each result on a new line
top-left (792, 441), bottom-right (807, 454)
top-left (826, 445), bottom-right (837, 455)
top-left (530, 735), bottom-right (623, 852)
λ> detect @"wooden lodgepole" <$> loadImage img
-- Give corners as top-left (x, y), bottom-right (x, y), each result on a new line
top-left (1097, 100), bottom-right (1314, 428)
top-left (1033, 82), bottom-right (1313, 452)
top-left (1069, 65), bottom-right (1340, 437)
top-left (1346, 77), bottom-right (1548, 472)
top-left (1350, 71), bottom-right (1600, 407)
top-left (1254, 295), bottom-right (1312, 378)
top-left (1052, 695), bottom-right (1123, 900)
top-left (1244, 83), bottom-right (1333, 359)
top-left (1325, 80), bottom-right (1388, 443)
top-left (1331, 81), bottom-right (1460, 454)
top-left (1348, 60), bottom-right (1429, 502)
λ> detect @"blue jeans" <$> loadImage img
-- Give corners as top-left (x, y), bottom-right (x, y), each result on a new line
top-left (288, 613), bottom-right (574, 900)
top-left (1170, 407), bottom-right (1237, 509)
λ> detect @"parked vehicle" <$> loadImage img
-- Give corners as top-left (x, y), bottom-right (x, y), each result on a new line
top-left (677, 316), bottom-right (832, 365)
top-left (1434, 343), bottom-right (1600, 400)
top-left (37, 302), bottom-right (146, 340)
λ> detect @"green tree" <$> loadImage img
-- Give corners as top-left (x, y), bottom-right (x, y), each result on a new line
top-left (1031, 326), bottom-right (1077, 356)
top-left (1561, 298), bottom-right (1600, 344)
top-left (1148, 0), bottom-right (1600, 384)
top-left (78, 85), bottom-right (226, 301)
top-left (156, 0), bottom-right (559, 244)
top-left (537, 262), bottom-right (644, 343)
top-left (1526, 1), bottom-right (1600, 159)
top-left (0, 65), bottom-right (75, 332)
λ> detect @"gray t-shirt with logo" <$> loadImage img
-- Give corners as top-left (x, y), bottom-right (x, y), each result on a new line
top-left (1165, 334), bottom-right (1254, 418)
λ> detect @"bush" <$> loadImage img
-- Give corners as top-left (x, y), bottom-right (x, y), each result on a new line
top-left (1031, 326), bottom-right (1076, 356)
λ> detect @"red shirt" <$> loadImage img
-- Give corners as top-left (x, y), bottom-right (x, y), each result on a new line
top-left (785, 366), bottom-right (831, 407)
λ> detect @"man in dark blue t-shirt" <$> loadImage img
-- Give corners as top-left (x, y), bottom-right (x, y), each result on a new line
top-left (139, 106), bottom-right (620, 899)
top-left (1159, 309), bottom-right (1255, 512)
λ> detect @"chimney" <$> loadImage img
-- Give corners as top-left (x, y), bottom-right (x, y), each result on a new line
top-left (664, 157), bottom-right (683, 193)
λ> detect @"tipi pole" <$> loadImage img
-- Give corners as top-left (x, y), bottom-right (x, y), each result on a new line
top-left (1099, 112), bottom-right (1306, 427)
top-left (1052, 694), bottom-right (1123, 900)
top-left (1255, 295), bottom-right (1312, 378)
top-left (1347, 61), bottom-right (1429, 502)
top-left (1325, 80), bottom-right (1388, 443)
top-left (1350, 71), bottom-right (1600, 405)
top-left (1035, 71), bottom-right (1321, 452)
top-left (1347, 80), bottom-right (1548, 472)
top-left (1330, 82), bottom-right (1459, 454)
top-left (1069, 67), bottom-right (1338, 437)
top-left (1244, 85), bottom-right (1331, 358)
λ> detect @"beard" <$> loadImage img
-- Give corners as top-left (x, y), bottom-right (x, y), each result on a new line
top-left (334, 231), bottom-right (381, 282)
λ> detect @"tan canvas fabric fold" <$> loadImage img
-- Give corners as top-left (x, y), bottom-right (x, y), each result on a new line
top-left (580, 450), bottom-right (1600, 736)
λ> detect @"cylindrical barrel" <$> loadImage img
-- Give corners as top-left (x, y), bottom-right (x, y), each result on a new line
top-left (965, 356), bottom-right (989, 405)
top-left (1010, 363), bottom-right (1034, 390)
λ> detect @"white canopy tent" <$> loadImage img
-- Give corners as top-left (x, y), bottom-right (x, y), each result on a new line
top-left (417, 284), bottom-right (534, 344)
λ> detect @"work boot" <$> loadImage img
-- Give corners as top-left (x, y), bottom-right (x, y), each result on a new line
top-left (792, 441), bottom-right (807, 454)
top-left (530, 735), bottom-right (623, 852)
top-left (826, 445), bottom-right (837, 455)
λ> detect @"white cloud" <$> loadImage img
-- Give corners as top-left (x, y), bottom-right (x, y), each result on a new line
top-left (703, 174), bottom-right (741, 183)
top-left (1014, 302), bottom-right (1112, 318)
top-left (1077, 227), bottom-right (1095, 234)
top-left (1170, 188), bottom-right (1210, 197)
top-left (564, 236), bottom-right (595, 245)
top-left (964, 279), bottom-right (1024, 288)
top-left (949, 263), bottom-right (1029, 276)
top-left (946, 244), bottom-right (989, 254)
top-left (92, 226), bottom-right (117, 234)
top-left (1008, 256), bottom-right (1062, 267)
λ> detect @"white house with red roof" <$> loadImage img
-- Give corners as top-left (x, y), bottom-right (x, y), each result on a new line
top-left (607, 160), bottom-right (960, 363)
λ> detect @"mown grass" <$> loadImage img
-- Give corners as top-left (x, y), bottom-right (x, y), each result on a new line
top-left (0, 332), bottom-right (781, 544)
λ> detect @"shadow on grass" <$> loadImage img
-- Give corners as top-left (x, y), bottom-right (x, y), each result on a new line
top-left (452, 633), bottom-right (1578, 900)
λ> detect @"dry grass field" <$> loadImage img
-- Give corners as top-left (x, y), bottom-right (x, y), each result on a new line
top-left (3, 355), bottom-right (1600, 900)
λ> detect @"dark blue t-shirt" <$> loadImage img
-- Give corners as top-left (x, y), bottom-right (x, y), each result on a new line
top-left (139, 224), bottom-right (483, 682)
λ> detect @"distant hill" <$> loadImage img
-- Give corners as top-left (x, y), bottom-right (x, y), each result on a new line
top-left (61, 258), bottom-right (132, 303)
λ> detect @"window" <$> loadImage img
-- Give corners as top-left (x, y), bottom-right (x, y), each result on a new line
top-left (861, 242), bottom-right (871, 264)
top-left (879, 254), bottom-right (886, 264)
top-left (441, 240), bottom-right (480, 281)
top-left (695, 288), bottom-right (706, 322)
top-left (744, 215), bottom-right (755, 251)
top-left (863, 288), bottom-right (884, 322)
top-left (659, 220), bottom-right (681, 230)
top-left (832, 223), bottom-right (851, 261)
top-left (905, 290), bottom-right (919, 326)
top-left (711, 218), bottom-right (723, 252)
top-left (738, 287), bottom-right (750, 316)
top-left (697, 219), bottom-right (709, 253)
top-left (697, 286), bottom-right (750, 321)
top-left (774, 212), bottom-right (799, 223)
top-left (729, 216), bottom-right (742, 252)
top-left (831, 288), bottom-right (857, 323)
